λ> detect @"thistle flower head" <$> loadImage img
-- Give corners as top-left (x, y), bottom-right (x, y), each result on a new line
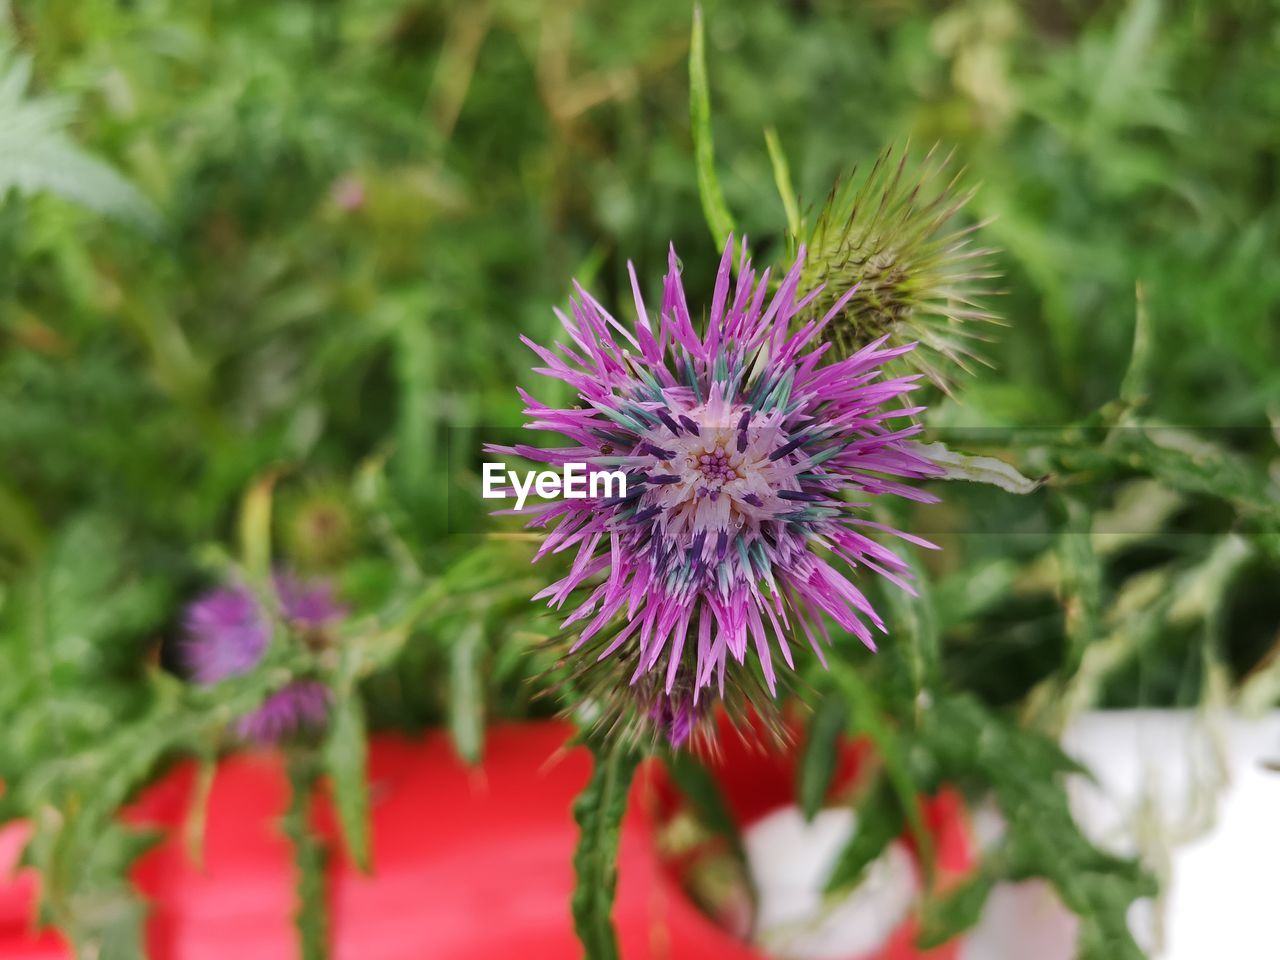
top-left (184, 584), bottom-right (270, 685)
top-left (183, 574), bottom-right (344, 744)
top-left (799, 145), bottom-right (1000, 390)
top-left (234, 680), bottom-right (332, 743)
top-left (496, 239), bottom-right (941, 747)
top-left (273, 571), bottom-right (347, 630)
top-left (283, 487), bottom-right (357, 568)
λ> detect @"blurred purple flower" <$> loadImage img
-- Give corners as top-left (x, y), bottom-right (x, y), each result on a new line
top-left (330, 174), bottom-right (365, 212)
top-left (183, 574), bottom-right (344, 744)
top-left (274, 571), bottom-right (347, 628)
top-left (183, 585), bottom-right (270, 684)
top-left (494, 238), bottom-right (942, 745)
top-left (235, 681), bottom-right (332, 743)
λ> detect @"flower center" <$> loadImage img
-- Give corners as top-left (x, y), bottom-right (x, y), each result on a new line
top-left (626, 397), bottom-right (807, 562)
top-left (695, 446), bottom-right (739, 493)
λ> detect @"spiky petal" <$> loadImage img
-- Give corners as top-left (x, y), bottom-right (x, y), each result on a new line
top-left (495, 238), bottom-right (942, 746)
top-left (800, 145), bottom-right (1001, 390)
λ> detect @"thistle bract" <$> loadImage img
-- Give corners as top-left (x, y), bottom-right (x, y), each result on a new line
top-left (183, 574), bottom-right (344, 743)
top-left (800, 146), bottom-right (1000, 390)
top-left (497, 239), bottom-right (941, 746)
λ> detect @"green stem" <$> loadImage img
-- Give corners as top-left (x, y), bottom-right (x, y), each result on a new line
top-left (571, 736), bottom-right (643, 960)
top-left (284, 749), bottom-right (330, 960)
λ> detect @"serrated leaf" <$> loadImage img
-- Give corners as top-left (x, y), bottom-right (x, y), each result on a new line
top-left (796, 690), bottom-right (848, 821)
top-left (916, 867), bottom-right (998, 949)
top-left (689, 5), bottom-right (736, 250)
top-left (1108, 425), bottom-right (1280, 530)
top-left (914, 441), bottom-right (1046, 494)
top-left (920, 695), bottom-right (1154, 959)
top-left (572, 736), bottom-right (642, 960)
top-left (1057, 493), bottom-right (1104, 677)
top-left (23, 808), bottom-right (157, 960)
top-left (1022, 493), bottom-right (1107, 732)
top-left (873, 506), bottom-right (941, 697)
top-left (0, 52), bottom-right (157, 227)
top-left (9, 514), bottom-right (171, 683)
top-left (828, 662), bottom-right (934, 883)
top-left (824, 779), bottom-right (903, 895)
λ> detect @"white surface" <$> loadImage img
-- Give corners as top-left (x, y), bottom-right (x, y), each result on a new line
top-left (957, 879), bottom-right (1079, 960)
top-left (743, 711), bottom-right (1280, 960)
top-left (967, 710), bottom-right (1280, 960)
top-left (745, 806), bottom-right (918, 960)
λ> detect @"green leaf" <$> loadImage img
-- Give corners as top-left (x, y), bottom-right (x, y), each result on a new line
top-left (0, 52), bottom-right (157, 227)
top-left (0, 477), bottom-right (45, 562)
top-left (323, 688), bottom-right (371, 872)
top-left (572, 736), bottom-right (643, 960)
top-left (183, 749), bottom-right (217, 868)
top-left (1022, 493), bottom-right (1106, 732)
top-left (916, 866), bottom-right (998, 949)
top-left (30, 514), bottom-right (170, 675)
top-left (689, 5), bottom-right (736, 250)
top-left (796, 689), bottom-right (848, 821)
top-left (1057, 493), bottom-right (1105, 678)
top-left (873, 507), bottom-right (941, 698)
top-left (824, 779), bottom-right (904, 894)
top-left (664, 750), bottom-right (753, 909)
top-left (24, 810), bottom-right (156, 960)
top-left (1104, 425), bottom-right (1280, 531)
top-left (828, 662), bottom-right (934, 882)
top-left (1119, 282), bottom-right (1153, 407)
top-left (12, 679), bottom-right (190, 959)
top-left (238, 471), bottom-right (279, 583)
top-left (914, 441), bottom-right (1046, 494)
top-left (448, 620), bottom-right (486, 764)
top-left (919, 695), bottom-right (1154, 958)
top-left (763, 127), bottom-right (801, 240)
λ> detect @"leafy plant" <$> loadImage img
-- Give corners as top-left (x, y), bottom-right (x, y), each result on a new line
top-left (0, 50), bottom-right (155, 225)
top-left (0, 2), bottom-right (1277, 959)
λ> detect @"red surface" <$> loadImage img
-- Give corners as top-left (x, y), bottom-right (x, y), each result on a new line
top-left (0, 723), bottom-right (970, 959)
top-left (0, 823), bottom-right (65, 959)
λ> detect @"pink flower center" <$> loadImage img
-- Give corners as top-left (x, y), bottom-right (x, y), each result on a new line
top-left (696, 446), bottom-right (739, 488)
top-left (632, 399), bottom-right (806, 556)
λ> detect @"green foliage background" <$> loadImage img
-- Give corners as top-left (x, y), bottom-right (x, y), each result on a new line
top-left (0, 0), bottom-right (1278, 958)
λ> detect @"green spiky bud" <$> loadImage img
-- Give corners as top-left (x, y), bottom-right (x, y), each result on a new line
top-left (798, 145), bottom-right (1001, 390)
top-left (283, 487), bottom-right (356, 570)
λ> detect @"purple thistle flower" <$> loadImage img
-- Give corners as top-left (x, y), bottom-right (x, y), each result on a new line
top-left (234, 680), bottom-right (332, 744)
top-left (273, 571), bottom-right (347, 629)
top-left (494, 239), bottom-right (943, 746)
top-left (183, 585), bottom-right (270, 684)
top-left (183, 574), bottom-right (344, 744)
